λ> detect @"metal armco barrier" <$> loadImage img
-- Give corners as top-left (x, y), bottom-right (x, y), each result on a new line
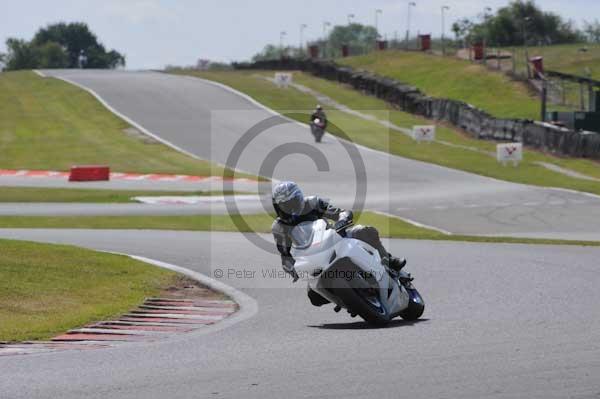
top-left (69, 165), bottom-right (110, 181)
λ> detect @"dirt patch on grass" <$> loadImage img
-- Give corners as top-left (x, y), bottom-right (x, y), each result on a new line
top-left (122, 127), bottom-right (160, 144)
top-left (161, 275), bottom-right (229, 302)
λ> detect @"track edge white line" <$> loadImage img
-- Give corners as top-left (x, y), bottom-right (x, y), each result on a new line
top-left (370, 210), bottom-right (453, 235)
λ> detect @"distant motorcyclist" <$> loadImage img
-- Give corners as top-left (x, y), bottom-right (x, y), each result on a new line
top-left (310, 105), bottom-right (327, 129)
top-left (271, 181), bottom-right (406, 306)
top-left (310, 105), bottom-right (327, 142)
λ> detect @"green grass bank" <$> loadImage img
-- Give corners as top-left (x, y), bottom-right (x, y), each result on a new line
top-left (0, 239), bottom-right (176, 342)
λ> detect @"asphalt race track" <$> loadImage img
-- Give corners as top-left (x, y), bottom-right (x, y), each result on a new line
top-left (0, 229), bottom-right (599, 398)
top-left (37, 69), bottom-right (600, 239)
top-left (1, 70), bottom-right (600, 398)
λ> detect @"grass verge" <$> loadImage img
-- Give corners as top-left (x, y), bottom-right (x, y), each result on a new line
top-left (0, 71), bottom-right (250, 179)
top-left (0, 187), bottom-right (236, 203)
top-left (172, 70), bottom-right (600, 196)
top-left (337, 50), bottom-right (539, 120)
top-left (1, 212), bottom-right (598, 247)
top-left (0, 239), bottom-right (176, 342)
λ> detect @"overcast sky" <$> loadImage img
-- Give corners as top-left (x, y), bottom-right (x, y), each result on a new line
top-left (1, 0), bottom-right (598, 69)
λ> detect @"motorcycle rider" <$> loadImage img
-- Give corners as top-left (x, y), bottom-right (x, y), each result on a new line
top-left (310, 105), bottom-right (327, 129)
top-left (271, 181), bottom-right (406, 306)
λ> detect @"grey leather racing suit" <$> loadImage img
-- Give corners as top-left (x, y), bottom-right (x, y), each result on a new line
top-left (271, 196), bottom-right (389, 276)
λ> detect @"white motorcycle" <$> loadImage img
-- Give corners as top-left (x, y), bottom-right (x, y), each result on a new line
top-left (290, 219), bottom-right (425, 325)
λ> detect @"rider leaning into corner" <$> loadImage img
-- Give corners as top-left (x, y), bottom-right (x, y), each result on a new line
top-left (271, 181), bottom-right (407, 307)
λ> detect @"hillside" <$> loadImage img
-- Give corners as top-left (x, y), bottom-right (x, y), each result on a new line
top-left (337, 50), bottom-right (540, 120)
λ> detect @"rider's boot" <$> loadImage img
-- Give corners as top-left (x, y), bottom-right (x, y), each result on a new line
top-left (386, 254), bottom-right (406, 272)
top-left (307, 288), bottom-right (330, 307)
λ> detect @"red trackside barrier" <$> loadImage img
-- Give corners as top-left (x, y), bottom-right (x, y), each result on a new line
top-left (419, 34), bottom-right (431, 51)
top-left (530, 56), bottom-right (544, 79)
top-left (69, 165), bottom-right (110, 182)
top-left (341, 45), bottom-right (349, 57)
top-left (473, 43), bottom-right (485, 60)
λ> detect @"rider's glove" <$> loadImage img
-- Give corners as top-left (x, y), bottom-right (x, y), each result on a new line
top-left (333, 219), bottom-right (351, 231)
top-left (334, 217), bottom-right (353, 232)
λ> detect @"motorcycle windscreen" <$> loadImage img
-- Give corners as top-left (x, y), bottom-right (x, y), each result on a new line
top-left (290, 221), bottom-right (318, 249)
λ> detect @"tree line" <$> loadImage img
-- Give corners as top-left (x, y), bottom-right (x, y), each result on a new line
top-left (452, 0), bottom-right (591, 46)
top-left (0, 22), bottom-right (125, 71)
top-left (252, 0), bottom-right (600, 61)
top-left (253, 24), bottom-right (378, 61)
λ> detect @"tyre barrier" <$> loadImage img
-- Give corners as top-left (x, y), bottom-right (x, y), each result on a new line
top-left (233, 58), bottom-right (600, 160)
top-left (69, 165), bottom-right (110, 182)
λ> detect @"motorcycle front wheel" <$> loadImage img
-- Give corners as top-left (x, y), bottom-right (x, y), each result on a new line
top-left (399, 286), bottom-right (425, 321)
top-left (322, 259), bottom-right (391, 325)
top-left (335, 272), bottom-right (392, 326)
top-left (310, 125), bottom-right (324, 143)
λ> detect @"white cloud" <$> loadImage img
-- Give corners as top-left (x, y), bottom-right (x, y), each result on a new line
top-left (102, 0), bottom-right (175, 24)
